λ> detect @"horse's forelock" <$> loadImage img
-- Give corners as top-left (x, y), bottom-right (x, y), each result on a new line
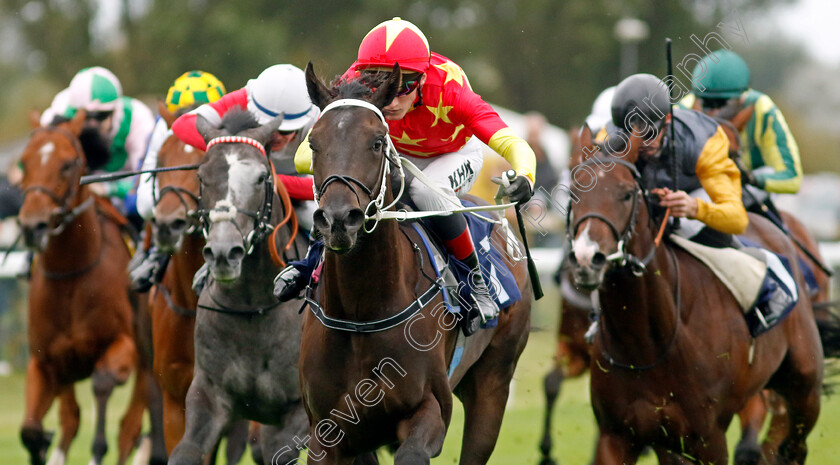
top-left (220, 108), bottom-right (260, 136)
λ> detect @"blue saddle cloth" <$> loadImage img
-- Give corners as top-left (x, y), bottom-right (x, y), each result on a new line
top-left (738, 236), bottom-right (799, 337)
top-left (414, 200), bottom-right (523, 329)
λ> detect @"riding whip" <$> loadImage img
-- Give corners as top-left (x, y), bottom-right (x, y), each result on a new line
top-left (80, 163), bottom-right (201, 185)
top-left (666, 38), bottom-right (679, 229)
top-left (497, 169), bottom-right (544, 300)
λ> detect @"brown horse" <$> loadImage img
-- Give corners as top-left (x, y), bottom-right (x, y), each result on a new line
top-left (299, 64), bottom-right (531, 464)
top-left (567, 125), bottom-right (823, 464)
top-left (149, 103), bottom-right (251, 464)
top-left (18, 111), bottom-right (138, 465)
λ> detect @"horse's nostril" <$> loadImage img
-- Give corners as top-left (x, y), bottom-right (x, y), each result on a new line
top-left (344, 209), bottom-right (365, 232)
top-left (34, 221), bottom-right (49, 234)
top-left (170, 218), bottom-right (188, 233)
top-left (202, 246), bottom-right (214, 262)
top-left (592, 252), bottom-right (607, 267)
top-left (313, 209), bottom-right (330, 230)
top-left (227, 246), bottom-right (245, 263)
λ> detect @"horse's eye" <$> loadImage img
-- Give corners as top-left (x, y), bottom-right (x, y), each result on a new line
top-left (60, 161), bottom-right (76, 176)
top-left (256, 174), bottom-right (266, 185)
top-left (372, 138), bottom-right (383, 152)
top-left (622, 192), bottom-right (633, 202)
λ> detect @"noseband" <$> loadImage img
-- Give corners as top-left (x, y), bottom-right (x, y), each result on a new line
top-left (21, 127), bottom-right (93, 236)
top-left (153, 136), bottom-right (202, 234)
top-left (196, 136), bottom-right (275, 255)
top-left (567, 156), bottom-right (654, 276)
top-left (314, 99), bottom-right (405, 233)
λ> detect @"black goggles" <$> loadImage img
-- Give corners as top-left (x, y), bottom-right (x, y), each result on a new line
top-left (85, 111), bottom-right (113, 122)
top-left (396, 75), bottom-right (422, 97)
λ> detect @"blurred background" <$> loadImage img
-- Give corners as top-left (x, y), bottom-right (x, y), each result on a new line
top-left (0, 0), bottom-right (838, 463)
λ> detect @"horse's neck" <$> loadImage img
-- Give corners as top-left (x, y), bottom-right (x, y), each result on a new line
top-left (41, 191), bottom-right (101, 267)
top-left (598, 223), bottom-right (679, 363)
top-left (322, 222), bottom-right (415, 320)
top-left (170, 233), bottom-right (204, 303)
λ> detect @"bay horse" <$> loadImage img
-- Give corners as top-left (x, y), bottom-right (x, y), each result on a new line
top-left (299, 63), bottom-right (531, 464)
top-left (17, 111), bottom-right (138, 465)
top-left (567, 125), bottom-right (823, 464)
top-left (167, 109), bottom-right (308, 465)
top-left (149, 103), bottom-right (249, 463)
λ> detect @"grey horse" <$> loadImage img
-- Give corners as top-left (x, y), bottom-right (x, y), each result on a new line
top-left (167, 109), bottom-right (309, 465)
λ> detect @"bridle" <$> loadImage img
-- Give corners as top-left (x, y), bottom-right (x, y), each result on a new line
top-left (566, 156), bottom-right (655, 276)
top-left (195, 136), bottom-right (276, 256)
top-left (152, 136), bottom-right (202, 234)
top-left (313, 99), bottom-right (406, 233)
top-left (21, 126), bottom-right (93, 236)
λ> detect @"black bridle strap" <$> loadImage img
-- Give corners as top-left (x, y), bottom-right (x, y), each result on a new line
top-left (304, 277), bottom-right (444, 333)
top-left (317, 174), bottom-right (373, 206)
top-left (156, 283), bottom-right (196, 317)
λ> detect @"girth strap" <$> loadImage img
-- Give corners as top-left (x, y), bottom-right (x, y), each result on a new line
top-left (304, 277), bottom-right (444, 333)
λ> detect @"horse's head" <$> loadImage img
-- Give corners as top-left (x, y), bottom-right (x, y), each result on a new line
top-left (18, 111), bottom-right (87, 251)
top-left (195, 108), bottom-right (283, 282)
top-left (567, 125), bottom-right (647, 290)
top-left (152, 102), bottom-right (204, 253)
top-left (304, 62), bottom-right (402, 253)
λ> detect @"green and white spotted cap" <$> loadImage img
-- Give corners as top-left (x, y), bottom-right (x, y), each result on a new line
top-left (67, 66), bottom-right (123, 112)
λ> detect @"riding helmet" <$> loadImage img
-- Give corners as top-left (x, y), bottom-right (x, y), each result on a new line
top-left (356, 17), bottom-right (431, 74)
top-left (691, 49), bottom-right (750, 99)
top-left (611, 73), bottom-right (670, 133)
top-left (245, 64), bottom-right (318, 131)
top-left (66, 66), bottom-right (122, 113)
top-left (165, 70), bottom-right (226, 114)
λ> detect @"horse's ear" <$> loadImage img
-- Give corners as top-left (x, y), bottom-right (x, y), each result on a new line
top-left (250, 114), bottom-right (285, 147)
top-left (158, 100), bottom-right (177, 128)
top-left (370, 63), bottom-right (402, 110)
top-left (732, 105), bottom-right (754, 132)
top-left (579, 123), bottom-right (594, 148)
top-left (195, 115), bottom-right (222, 144)
top-left (28, 110), bottom-right (42, 129)
top-left (305, 62), bottom-right (333, 110)
top-left (65, 109), bottom-right (86, 136)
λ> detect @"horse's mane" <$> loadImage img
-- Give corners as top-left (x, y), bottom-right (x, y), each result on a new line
top-left (220, 106), bottom-right (259, 135)
top-left (333, 75), bottom-right (378, 100)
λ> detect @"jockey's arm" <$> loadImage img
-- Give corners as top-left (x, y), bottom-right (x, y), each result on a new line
top-left (294, 129), bottom-right (314, 175)
top-left (106, 98), bottom-right (155, 199)
top-left (694, 126), bottom-right (749, 235)
top-left (459, 92), bottom-right (536, 184)
top-left (172, 89), bottom-right (248, 151)
top-left (750, 95), bottom-right (802, 194)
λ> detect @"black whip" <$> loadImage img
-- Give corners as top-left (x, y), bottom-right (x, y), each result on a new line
top-left (80, 163), bottom-right (201, 185)
top-left (666, 38), bottom-right (679, 229)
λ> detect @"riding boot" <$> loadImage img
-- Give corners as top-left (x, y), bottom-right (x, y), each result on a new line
top-left (273, 240), bottom-right (325, 302)
top-left (129, 247), bottom-right (169, 293)
top-left (430, 213), bottom-right (499, 322)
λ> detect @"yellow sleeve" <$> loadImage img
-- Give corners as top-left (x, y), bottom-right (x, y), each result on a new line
top-left (694, 127), bottom-right (748, 235)
top-left (294, 128), bottom-right (314, 175)
top-left (486, 127), bottom-right (537, 183)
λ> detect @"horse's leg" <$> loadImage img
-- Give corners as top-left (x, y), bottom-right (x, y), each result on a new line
top-left (592, 433), bottom-right (639, 465)
top-left (47, 386), bottom-right (80, 465)
top-left (162, 388), bottom-right (187, 453)
top-left (538, 365), bottom-right (564, 465)
top-left (146, 373), bottom-right (168, 465)
top-left (761, 392), bottom-right (789, 464)
top-left (257, 404), bottom-right (309, 464)
top-left (773, 373), bottom-right (820, 464)
top-left (21, 359), bottom-right (58, 465)
top-left (392, 394), bottom-right (447, 465)
top-left (224, 419), bottom-right (250, 465)
top-left (91, 333), bottom-right (137, 465)
top-left (734, 392), bottom-right (767, 465)
top-left (168, 372), bottom-right (234, 465)
top-left (117, 363), bottom-right (149, 465)
top-left (248, 422), bottom-right (263, 465)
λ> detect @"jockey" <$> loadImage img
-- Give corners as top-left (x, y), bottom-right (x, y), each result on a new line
top-left (599, 74), bottom-right (797, 329)
top-left (274, 17), bottom-right (537, 321)
top-left (129, 70), bottom-right (227, 292)
top-left (607, 73), bottom-right (748, 245)
top-left (682, 50), bottom-right (802, 203)
top-left (171, 64), bottom-right (319, 204)
top-left (41, 66), bottom-right (155, 224)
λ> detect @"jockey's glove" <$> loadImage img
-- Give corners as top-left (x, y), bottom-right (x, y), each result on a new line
top-left (492, 174), bottom-right (533, 204)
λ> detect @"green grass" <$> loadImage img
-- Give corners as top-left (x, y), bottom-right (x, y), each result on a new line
top-left (1, 289), bottom-right (839, 464)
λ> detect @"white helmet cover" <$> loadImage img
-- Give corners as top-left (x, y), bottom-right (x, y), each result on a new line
top-left (246, 64), bottom-right (318, 131)
top-left (585, 86), bottom-right (616, 133)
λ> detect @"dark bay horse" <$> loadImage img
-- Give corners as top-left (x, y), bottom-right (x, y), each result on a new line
top-left (17, 111), bottom-right (139, 465)
top-left (149, 104), bottom-right (249, 462)
top-left (299, 63), bottom-right (531, 464)
top-left (167, 109), bottom-right (308, 465)
top-left (568, 125), bottom-right (822, 464)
